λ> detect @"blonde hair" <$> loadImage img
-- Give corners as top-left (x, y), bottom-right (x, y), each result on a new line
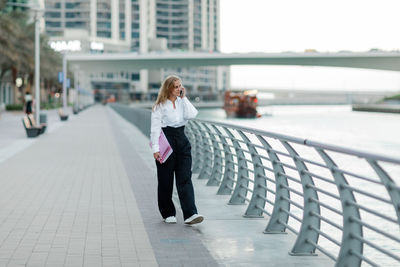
top-left (153, 75), bottom-right (181, 110)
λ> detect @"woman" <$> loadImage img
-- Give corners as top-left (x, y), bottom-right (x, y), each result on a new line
top-left (150, 75), bottom-right (204, 225)
top-left (24, 91), bottom-right (32, 114)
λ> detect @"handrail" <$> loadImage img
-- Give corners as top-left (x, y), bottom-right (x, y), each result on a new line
top-left (196, 118), bottom-right (400, 165)
top-left (110, 103), bottom-right (400, 267)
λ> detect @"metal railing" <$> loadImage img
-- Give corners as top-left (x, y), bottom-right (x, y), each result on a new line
top-left (111, 103), bottom-right (400, 267)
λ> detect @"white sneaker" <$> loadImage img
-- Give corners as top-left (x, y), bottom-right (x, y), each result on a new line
top-left (184, 214), bottom-right (204, 225)
top-left (164, 216), bottom-right (177, 224)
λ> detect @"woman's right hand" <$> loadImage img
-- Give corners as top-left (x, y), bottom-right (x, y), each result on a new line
top-left (180, 87), bottom-right (186, 98)
top-left (153, 152), bottom-right (161, 161)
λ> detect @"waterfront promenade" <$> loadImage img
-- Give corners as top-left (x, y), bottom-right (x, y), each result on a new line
top-left (0, 105), bottom-right (331, 267)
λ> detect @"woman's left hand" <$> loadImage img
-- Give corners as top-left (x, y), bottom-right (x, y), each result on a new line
top-left (153, 152), bottom-right (161, 161)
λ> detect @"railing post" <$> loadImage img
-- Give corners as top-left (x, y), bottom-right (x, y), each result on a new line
top-left (189, 121), bottom-right (204, 173)
top-left (228, 128), bottom-right (249, 205)
top-left (239, 132), bottom-right (266, 218)
top-left (367, 159), bottom-right (400, 224)
top-left (316, 149), bottom-right (363, 267)
top-left (216, 126), bottom-right (236, 195)
top-left (185, 121), bottom-right (197, 170)
top-left (194, 121), bottom-right (214, 180)
top-left (203, 124), bottom-right (223, 186)
top-left (281, 141), bottom-right (320, 256)
top-left (257, 136), bottom-right (290, 234)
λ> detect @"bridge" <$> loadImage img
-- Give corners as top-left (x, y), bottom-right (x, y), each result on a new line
top-left (66, 51), bottom-right (400, 72)
top-left (63, 51), bottom-right (400, 105)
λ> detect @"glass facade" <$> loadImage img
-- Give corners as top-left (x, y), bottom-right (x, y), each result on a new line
top-left (131, 0), bottom-right (140, 51)
top-left (44, 0), bottom-right (63, 36)
top-left (119, 0), bottom-right (125, 40)
top-left (193, 0), bottom-right (202, 49)
top-left (213, 0), bottom-right (218, 51)
top-left (44, 0), bottom-right (90, 36)
top-left (43, 0), bottom-right (218, 52)
top-left (155, 0), bottom-right (189, 50)
top-left (97, 0), bottom-right (112, 38)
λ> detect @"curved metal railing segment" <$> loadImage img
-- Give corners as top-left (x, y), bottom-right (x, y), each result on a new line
top-left (187, 118), bottom-right (400, 267)
top-left (109, 104), bottom-right (400, 267)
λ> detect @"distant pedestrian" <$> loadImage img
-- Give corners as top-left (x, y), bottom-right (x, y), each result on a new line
top-left (150, 75), bottom-right (204, 225)
top-left (24, 91), bottom-right (32, 114)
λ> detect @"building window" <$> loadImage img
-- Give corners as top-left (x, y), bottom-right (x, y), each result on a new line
top-left (97, 22), bottom-right (111, 29)
top-left (157, 11), bottom-right (169, 16)
top-left (97, 13), bottom-right (111, 19)
top-left (97, 31), bottom-right (111, 38)
top-left (65, 12), bottom-right (76, 18)
top-left (46, 12), bottom-right (61, 18)
top-left (66, 21), bottom-right (85, 28)
top-left (157, 27), bottom-right (168, 32)
top-left (171, 35), bottom-right (187, 40)
top-left (47, 30), bottom-right (63, 37)
top-left (46, 21), bottom-right (61, 27)
top-left (156, 3), bottom-right (169, 8)
top-left (131, 73), bottom-right (140, 81)
top-left (157, 19), bottom-right (169, 24)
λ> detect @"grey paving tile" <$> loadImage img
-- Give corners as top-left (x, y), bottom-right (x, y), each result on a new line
top-left (64, 255), bottom-right (84, 266)
top-left (102, 256), bottom-right (121, 266)
top-left (45, 253), bottom-right (66, 264)
top-left (83, 255), bottom-right (102, 266)
top-left (0, 250), bottom-right (14, 259)
top-left (139, 260), bottom-right (159, 267)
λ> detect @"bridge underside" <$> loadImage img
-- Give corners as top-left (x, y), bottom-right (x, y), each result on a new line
top-left (66, 52), bottom-right (400, 72)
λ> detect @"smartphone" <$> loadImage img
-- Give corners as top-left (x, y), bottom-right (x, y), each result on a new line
top-left (179, 89), bottom-right (183, 97)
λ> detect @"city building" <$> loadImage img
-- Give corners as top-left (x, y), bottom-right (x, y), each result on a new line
top-left (42, 0), bottom-right (229, 102)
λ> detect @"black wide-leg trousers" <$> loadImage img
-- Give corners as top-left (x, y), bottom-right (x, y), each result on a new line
top-left (155, 126), bottom-right (198, 220)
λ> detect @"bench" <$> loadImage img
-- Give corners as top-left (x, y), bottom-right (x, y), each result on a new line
top-left (22, 116), bottom-right (41, 137)
top-left (73, 105), bottom-right (79, 115)
top-left (28, 114), bottom-right (46, 134)
top-left (58, 108), bottom-right (69, 121)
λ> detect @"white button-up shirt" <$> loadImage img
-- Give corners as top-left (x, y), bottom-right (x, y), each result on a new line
top-left (150, 97), bottom-right (198, 153)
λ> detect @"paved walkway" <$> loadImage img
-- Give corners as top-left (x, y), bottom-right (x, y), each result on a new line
top-left (0, 107), bottom-right (156, 267)
top-left (0, 106), bottom-right (332, 267)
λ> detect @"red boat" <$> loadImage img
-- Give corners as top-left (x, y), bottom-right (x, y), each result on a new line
top-left (223, 90), bottom-right (261, 118)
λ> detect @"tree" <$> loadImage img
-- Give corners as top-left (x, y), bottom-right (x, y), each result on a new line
top-left (0, 0), bottom-right (62, 104)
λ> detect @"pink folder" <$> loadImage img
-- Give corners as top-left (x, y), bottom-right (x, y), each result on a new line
top-left (150, 130), bottom-right (173, 164)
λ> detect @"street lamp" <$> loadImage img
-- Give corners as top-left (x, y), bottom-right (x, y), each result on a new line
top-left (6, 2), bottom-right (43, 124)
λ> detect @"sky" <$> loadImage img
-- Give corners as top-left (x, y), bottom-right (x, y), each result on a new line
top-left (219, 0), bottom-right (400, 92)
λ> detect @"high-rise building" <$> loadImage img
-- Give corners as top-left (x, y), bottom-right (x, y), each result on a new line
top-left (43, 0), bottom-right (132, 52)
top-left (146, 0), bottom-right (227, 100)
top-left (43, 0), bottom-right (229, 101)
top-left (150, 0), bottom-right (218, 52)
